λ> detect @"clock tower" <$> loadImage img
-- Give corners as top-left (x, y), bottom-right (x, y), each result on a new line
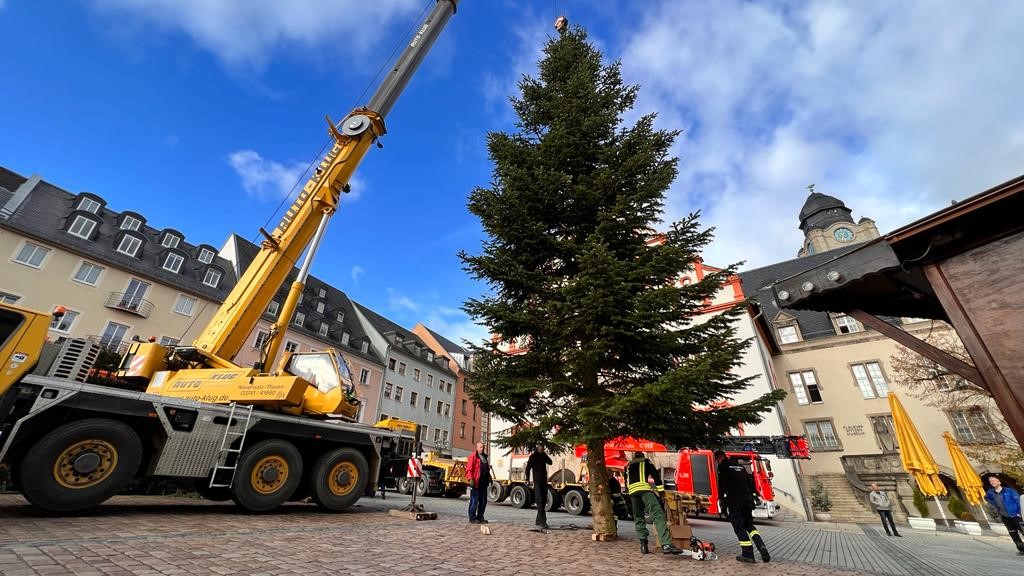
top-left (796, 185), bottom-right (880, 257)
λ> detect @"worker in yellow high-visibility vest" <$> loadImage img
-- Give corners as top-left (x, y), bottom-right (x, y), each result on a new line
top-left (623, 452), bottom-right (685, 555)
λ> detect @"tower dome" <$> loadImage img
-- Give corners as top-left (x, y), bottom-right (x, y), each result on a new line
top-left (799, 190), bottom-right (854, 233)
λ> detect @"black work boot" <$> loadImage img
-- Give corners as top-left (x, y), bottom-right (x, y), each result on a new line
top-left (758, 545), bottom-right (771, 563)
top-left (662, 543), bottom-right (686, 555)
top-left (736, 545), bottom-right (756, 563)
top-left (639, 539), bottom-right (649, 555)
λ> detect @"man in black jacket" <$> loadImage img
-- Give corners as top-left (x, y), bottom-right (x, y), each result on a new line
top-left (715, 450), bottom-right (770, 563)
top-left (524, 444), bottom-right (553, 529)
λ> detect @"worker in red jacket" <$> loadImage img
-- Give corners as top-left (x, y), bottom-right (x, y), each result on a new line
top-left (466, 441), bottom-right (491, 524)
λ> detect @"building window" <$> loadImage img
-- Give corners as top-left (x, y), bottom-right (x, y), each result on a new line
top-left (297, 293), bottom-right (304, 305)
top-left (294, 312), bottom-right (305, 327)
top-left (472, 426), bottom-right (477, 442)
top-left (267, 301), bottom-right (279, 316)
top-left (804, 419), bottom-right (841, 450)
top-left (384, 382), bottom-right (393, 399)
top-left (434, 429), bottom-right (441, 443)
top-left (202, 268), bottom-right (222, 288)
top-left (410, 391), bottom-right (418, 407)
top-left (358, 368), bottom-right (369, 385)
top-left (361, 341), bottom-right (369, 353)
top-left (0, 291), bottom-right (20, 304)
top-left (121, 216), bottom-right (141, 231)
top-left (316, 301), bottom-right (325, 314)
top-left (116, 235), bottom-right (142, 257)
top-left (444, 403), bottom-right (450, 417)
top-left (835, 314), bottom-right (861, 334)
top-left (173, 294), bottom-right (197, 316)
top-left (460, 422), bottom-right (466, 438)
top-left (198, 248), bottom-right (215, 264)
top-left (336, 311), bottom-right (345, 323)
top-left (461, 399), bottom-right (467, 415)
top-left (318, 288), bottom-right (326, 298)
top-left (379, 413), bottom-right (389, 422)
top-left (159, 336), bottom-right (179, 347)
top-left (394, 386), bottom-right (404, 402)
top-left (870, 414), bottom-right (899, 452)
top-left (161, 234), bottom-right (180, 249)
top-left (77, 197), bottom-right (101, 213)
top-left (388, 358), bottom-right (396, 371)
top-left (424, 397), bottom-right (431, 411)
top-left (73, 261), bottom-right (104, 286)
top-left (254, 330), bottom-right (270, 350)
top-left (788, 370), bottom-right (823, 405)
top-left (49, 309), bottom-right (79, 333)
top-left (427, 351), bottom-right (435, 362)
top-left (950, 408), bottom-right (999, 443)
top-left (436, 402), bottom-right (443, 415)
top-left (851, 362), bottom-right (889, 399)
top-left (427, 374), bottom-right (434, 387)
top-left (284, 340), bottom-right (298, 353)
top-left (398, 362), bottom-right (407, 376)
top-left (422, 426), bottom-right (429, 440)
top-left (446, 382), bottom-right (452, 394)
top-left (777, 325), bottom-right (800, 344)
top-left (341, 332), bottom-right (350, 346)
top-left (68, 215), bottom-right (97, 240)
top-left (318, 322), bottom-right (329, 337)
top-left (414, 368), bottom-right (421, 382)
top-left (163, 253), bottom-right (184, 273)
top-left (14, 242), bottom-right (49, 268)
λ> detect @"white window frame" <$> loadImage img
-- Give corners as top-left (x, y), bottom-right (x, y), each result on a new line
top-left (0, 291), bottom-right (20, 304)
top-left (410, 391), bottom-right (418, 407)
top-left (77, 197), bottom-right (101, 213)
top-left (851, 361), bottom-right (889, 399)
top-left (49, 308), bottom-right (80, 333)
top-left (360, 341), bottom-right (369, 353)
top-left (14, 242), bottom-right (49, 268)
top-left (341, 332), bottom-right (350, 346)
top-left (161, 234), bottom-right (181, 249)
top-left (804, 419), bottom-right (841, 450)
top-left (284, 340), bottom-right (299, 353)
top-left (163, 252), bottom-right (185, 273)
top-left (414, 368), bottom-right (421, 382)
top-left (120, 215), bottom-right (142, 231)
top-left (316, 301), bottom-right (325, 314)
top-left (398, 362), bottom-right (407, 376)
top-left (318, 288), bottom-right (326, 298)
top-left (336, 311), bottom-right (345, 322)
top-left (388, 358), bottom-right (396, 371)
top-left (789, 370), bottom-right (823, 405)
top-left (777, 325), bottom-right (800, 344)
top-left (267, 301), bottom-right (280, 316)
top-left (318, 322), bottom-right (329, 337)
top-left (427, 374), bottom-right (434, 387)
top-left (423, 397), bottom-right (431, 411)
top-left (159, 336), bottom-right (180, 347)
top-left (835, 314), bottom-right (862, 334)
top-left (254, 330), bottom-right (270, 350)
top-left (443, 430), bottom-right (449, 444)
top-left (197, 248), bottom-right (215, 264)
top-left (202, 268), bottom-right (222, 288)
top-left (394, 386), bottom-right (404, 402)
top-left (72, 261), bottom-right (104, 286)
top-left (359, 368), bottom-right (370, 385)
top-left (950, 408), bottom-right (999, 443)
top-left (294, 311), bottom-right (305, 327)
top-left (67, 215), bottom-right (97, 240)
top-left (444, 403), bottom-right (450, 417)
top-left (173, 294), bottom-right (197, 317)
top-left (384, 382), bottom-right (393, 399)
top-left (116, 235), bottom-right (142, 257)
top-left (446, 382), bottom-right (452, 394)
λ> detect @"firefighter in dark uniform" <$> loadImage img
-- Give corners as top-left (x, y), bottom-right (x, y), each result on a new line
top-left (715, 450), bottom-right (770, 563)
top-left (624, 452), bottom-right (685, 555)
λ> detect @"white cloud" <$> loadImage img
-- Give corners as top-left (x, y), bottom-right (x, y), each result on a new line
top-left (387, 290), bottom-right (419, 313)
top-left (226, 150), bottom-right (307, 200)
top-left (350, 265), bottom-right (364, 284)
top-left (89, 0), bottom-right (421, 70)
top-left (586, 0), bottom-right (1024, 270)
top-left (422, 306), bottom-right (491, 349)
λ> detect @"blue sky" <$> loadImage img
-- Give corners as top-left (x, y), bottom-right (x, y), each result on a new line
top-left (2, 1), bottom-right (1023, 345)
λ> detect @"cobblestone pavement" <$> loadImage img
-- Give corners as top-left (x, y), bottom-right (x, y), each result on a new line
top-left (0, 493), bottom-right (1021, 576)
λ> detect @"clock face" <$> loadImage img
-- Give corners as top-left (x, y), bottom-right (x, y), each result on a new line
top-left (833, 227), bottom-right (854, 242)
top-left (806, 242), bottom-right (816, 255)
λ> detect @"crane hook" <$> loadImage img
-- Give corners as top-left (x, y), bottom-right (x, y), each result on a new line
top-left (554, 15), bottom-right (568, 33)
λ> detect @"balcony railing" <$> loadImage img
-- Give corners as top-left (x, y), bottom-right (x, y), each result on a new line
top-left (104, 292), bottom-right (153, 318)
top-left (87, 335), bottom-right (130, 355)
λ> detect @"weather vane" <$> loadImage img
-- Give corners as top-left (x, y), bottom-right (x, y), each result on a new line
top-left (806, 183), bottom-right (815, 194)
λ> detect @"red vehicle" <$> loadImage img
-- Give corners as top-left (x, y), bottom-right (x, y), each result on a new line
top-left (675, 436), bottom-right (809, 519)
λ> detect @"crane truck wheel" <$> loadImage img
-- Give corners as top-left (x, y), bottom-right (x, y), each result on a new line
top-left (545, 486), bottom-right (561, 512)
top-left (309, 447), bottom-right (368, 511)
top-left (563, 488), bottom-right (590, 515)
top-left (230, 439), bottom-right (303, 513)
top-left (487, 480), bottom-right (508, 503)
top-left (509, 484), bottom-right (531, 509)
top-left (18, 418), bottom-right (143, 514)
top-left (414, 476), bottom-right (428, 497)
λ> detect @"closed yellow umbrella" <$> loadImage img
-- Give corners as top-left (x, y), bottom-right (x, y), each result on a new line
top-left (889, 392), bottom-right (947, 497)
top-left (943, 432), bottom-right (985, 505)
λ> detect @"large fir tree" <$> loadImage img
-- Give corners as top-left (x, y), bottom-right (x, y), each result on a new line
top-left (461, 25), bottom-right (785, 536)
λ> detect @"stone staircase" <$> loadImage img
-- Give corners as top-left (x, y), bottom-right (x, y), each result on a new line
top-left (811, 474), bottom-right (881, 523)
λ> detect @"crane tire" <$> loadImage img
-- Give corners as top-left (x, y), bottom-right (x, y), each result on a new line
top-left (19, 418), bottom-right (142, 514)
top-left (564, 488), bottom-right (589, 515)
top-left (487, 480), bottom-right (508, 503)
top-left (230, 439), bottom-right (303, 513)
top-left (310, 447), bottom-right (368, 512)
top-left (545, 486), bottom-right (561, 512)
top-left (509, 484), bottom-right (531, 508)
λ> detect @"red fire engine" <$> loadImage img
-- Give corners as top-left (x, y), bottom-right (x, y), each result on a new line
top-left (675, 435), bottom-right (809, 518)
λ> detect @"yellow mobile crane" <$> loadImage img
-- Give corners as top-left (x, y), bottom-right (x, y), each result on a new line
top-left (0, 0), bottom-right (459, 514)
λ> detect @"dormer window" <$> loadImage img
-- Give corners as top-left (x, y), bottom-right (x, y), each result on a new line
top-left (116, 234), bottom-right (143, 257)
top-left (316, 301), bottom-right (325, 314)
top-left (777, 325), bottom-right (800, 344)
top-left (834, 314), bottom-right (862, 335)
top-left (337, 311), bottom-right (345, 323)
top-left (163, 252), bottom-right (184, 273)
top-left (120, 215), bottom-right (142, 231)
top-left (294, 312), bottom-right (305, 327)
top-left (202, 268), bottom-right (222, 288)
top-left (77, 197), bottom-right (101, 214)
top-left (67, 215), bottom-right (97, 240)
top-left (318, 288), bottom-right (326, 298)
top-left (318, 322), bottom-right (329, 337)
top-left (360, 341), bottom-right (369, 353)
top-left (427, 352), bottom-right (435, 362)
top-left (197, 248), bottom-right (215, 264)
top-left (161, 233), bottom-right (181, 249)
top-left (267, 301), bottom-right (280, 316)
top-left (341, 332), bottom-right (350, 346)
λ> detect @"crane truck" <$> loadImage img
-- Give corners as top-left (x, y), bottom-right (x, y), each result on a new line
top-left (0, 0), bottom-right (459, 514)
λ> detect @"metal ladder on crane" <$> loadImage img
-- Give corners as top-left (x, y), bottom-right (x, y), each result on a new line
top-left (209, 402), bottom-right (255, 489)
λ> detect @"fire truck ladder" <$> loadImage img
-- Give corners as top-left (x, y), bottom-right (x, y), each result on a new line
top-left (718, 435), bottom-right (810, 459)
top-left (209, 402), bottom-right (255, 488)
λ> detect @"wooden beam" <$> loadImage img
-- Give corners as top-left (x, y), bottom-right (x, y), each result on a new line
top-left (848, 309), bottom-right (983, 386)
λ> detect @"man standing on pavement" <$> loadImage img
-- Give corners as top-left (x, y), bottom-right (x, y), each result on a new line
top-left (984, 475), bottom-right (1024, 555)
top-left (715, 450), bottom-right (770, 564)
top-left (624, 452), bottom-right (685, 555)
top-left (524, 443), bottom-right (553, 529)
top-left (869, 483), bottom-right (901, 537)
top-left (466, 441), bottom-right (491, 524)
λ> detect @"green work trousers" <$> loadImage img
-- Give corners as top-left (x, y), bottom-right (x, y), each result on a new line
top-left (630, 491), bottom-right (670, 547)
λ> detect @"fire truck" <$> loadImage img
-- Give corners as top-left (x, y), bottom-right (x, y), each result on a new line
top-left (674, 435), bottom-right (809, 519)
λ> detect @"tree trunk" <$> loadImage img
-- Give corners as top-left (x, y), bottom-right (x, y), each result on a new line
top-left (587, 439), bottom-right (617, 537)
